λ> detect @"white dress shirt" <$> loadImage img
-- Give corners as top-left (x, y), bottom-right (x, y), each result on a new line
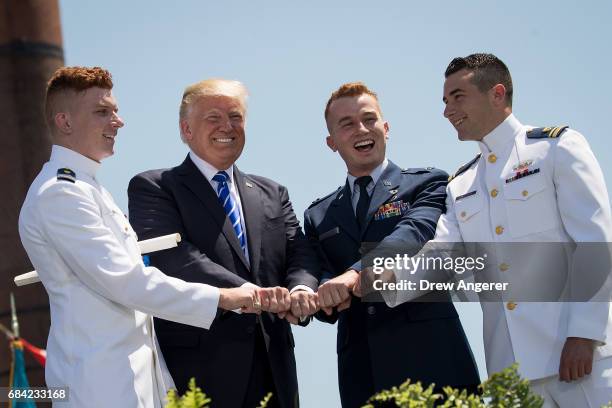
top-left (189, 150), bottom-right (250, 263)
top-left (347, 158), bottom-right (389, 213)
top-left (189, 151), bottom-right (312, 295)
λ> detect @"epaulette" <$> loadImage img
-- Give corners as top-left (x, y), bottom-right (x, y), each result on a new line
top-left (308, 186), bottom-right (342, 209)
top-left (401, 167), bottom-right (434, 174)
top-left (526, 126), bottom-right (569, 139)
top-left (57, 168), bottom-right (76, 183)
top-left (448, 154), bottom-right (481, 183)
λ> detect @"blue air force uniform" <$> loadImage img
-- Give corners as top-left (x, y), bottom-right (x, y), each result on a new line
top-left (304, 159), bottom-right (479, 408)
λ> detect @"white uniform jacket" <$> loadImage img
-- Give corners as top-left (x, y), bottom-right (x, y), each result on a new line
top-left (389, 114), bottom-right (612, 380)
top-left (18, 145), bottom-right (221, 407)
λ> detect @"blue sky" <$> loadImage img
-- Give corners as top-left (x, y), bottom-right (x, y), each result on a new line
top-left (59, 1), bottom-right (611, 406)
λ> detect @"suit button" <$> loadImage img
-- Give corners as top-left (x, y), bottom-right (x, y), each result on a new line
top-left (495, 226), bottom-right (504, 235)
top-left (490, 189), bottom-right (499, 198)
top-left (488, 154), bottom-right (497, 164)
top-left (522, 190), bottom-right (529, 197)
top-left (246, 326), bottom-right (255, 334)
top-left (506, 302), bottom-right (517, 311)
top-left (499, 263), bottom-right (509, 272)
top-left (367, 306), bottom-right (376, 315)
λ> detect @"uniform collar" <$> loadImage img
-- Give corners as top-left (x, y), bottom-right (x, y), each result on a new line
top-left (347, 158), bottom-right (388, 194)
top-left (50, 145), bottom-right (101, 178)
top-left (477, 113), bottom-right (523, 155)
top-left (189, 150), bottom-right (235, 184)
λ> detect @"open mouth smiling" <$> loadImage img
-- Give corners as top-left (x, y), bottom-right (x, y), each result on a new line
top-left (214, 137), bottom-right (235, 144)
top-left (453, 117), bottom-right (466, 127)
top-left (354, 139), bottom-right (375, 152)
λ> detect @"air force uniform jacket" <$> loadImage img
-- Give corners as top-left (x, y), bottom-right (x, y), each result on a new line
top-left (389, 114), bottom-right (612, 380)
top-left (305, 160), bottom-right (479, 408)
top-left (18, 145), bottom-right (221, 407)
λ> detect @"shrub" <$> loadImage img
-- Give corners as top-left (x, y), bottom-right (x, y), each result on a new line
top-left (363, 364), bottom-right (542, 408)
top-left (165, 379), bottom-right (272, 408)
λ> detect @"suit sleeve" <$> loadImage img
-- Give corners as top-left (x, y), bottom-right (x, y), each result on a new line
top-left (383, 184), bottom-right (466, 307)
top-left (278, 184), bottom-right (321, 292)
top-left (24, 182), bottom-right (220, 329)
top-left (128, 173), bottom-right (249, 288)
top-left (304, 207), bottom-right (340, 324)
top-left (554, 131), bottom-right (612, 343)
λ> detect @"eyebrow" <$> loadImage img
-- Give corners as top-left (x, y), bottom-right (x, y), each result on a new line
top-left (443, 88), bottom-right (463, 103)
top-left (95, 103), bottom-right (119, 112)
top-left (337, 116), bottom-right (353, 125)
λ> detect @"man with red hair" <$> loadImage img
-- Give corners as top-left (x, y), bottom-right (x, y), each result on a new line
top-left (19, 66), bottom-right (262, 407)
top-left (306, 82), bottom-right (479, 407)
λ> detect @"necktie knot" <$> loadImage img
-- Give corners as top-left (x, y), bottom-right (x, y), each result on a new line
top-left (212, 171), bottom-right (229, 184)
top-left (355, 175), bottom-right (372, 191)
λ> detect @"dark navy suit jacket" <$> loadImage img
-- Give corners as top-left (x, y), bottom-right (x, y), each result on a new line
top-left (128, 155), bottom-right (319, 408)
top-left (304, 160), bottom-right (479, 408)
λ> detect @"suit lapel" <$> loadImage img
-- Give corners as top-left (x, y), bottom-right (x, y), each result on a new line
top-left (330, 181), bottom-right (361, 243)
top-left (234, 167), bottom-right (262, 279)
top-left (177, 156), bottom-right (249, 270)
top-left (362, 161), bottom-right (401, 239)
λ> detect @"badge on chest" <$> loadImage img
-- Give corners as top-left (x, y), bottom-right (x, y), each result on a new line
top-left (373, 200), bottom-right (409, 221)
top-left (506, 159), bottom-right (540, 184)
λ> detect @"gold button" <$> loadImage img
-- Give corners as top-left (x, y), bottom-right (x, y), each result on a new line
top-left (499, 263), bottom-right (509, 272)
top-left (124, 226), bottom-right (129, 232)
top-left (495, 226), bottom-right (504, 235)
top-left (490, 189), bottom-right (499, 198)
top-left (522, 190), bottom-right (528, 197)
top-left (506, 302), bottom-right (517, 311)
top-left (488, 154), bottom-right (497, 163)
top-left (460, 211), bottom-right (467, 218)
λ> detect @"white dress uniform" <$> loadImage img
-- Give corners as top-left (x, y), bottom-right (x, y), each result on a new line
top-left (19, 145), bottom-right (221, 408)
top-left (387, 114), bottom-right (612, 406)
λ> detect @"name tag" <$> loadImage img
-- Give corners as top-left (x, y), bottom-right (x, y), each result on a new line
top-left (319, 227), bottom-right (340, 241)
top-left (456, 190), bottom-right (477, 201)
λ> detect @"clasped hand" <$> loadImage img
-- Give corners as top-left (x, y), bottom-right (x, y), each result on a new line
top-left (218, 286), bottom-right (319, 323)
top-left (317, 270), bottom-right (359, 315)
top-left (317, 267), bottom-right (396, 314)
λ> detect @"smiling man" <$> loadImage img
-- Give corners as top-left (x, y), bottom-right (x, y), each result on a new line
top-left (18, 67), bottom-right (262, 408)
top-left (128, 79), bottom-right (319, 408)
top-left (304, 82), bottom-right (479, 407)
top-left (385, 53), bottom-right (612, 407)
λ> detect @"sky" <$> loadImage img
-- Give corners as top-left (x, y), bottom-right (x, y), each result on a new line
top-left (58, 1), bottom-right (612, 406)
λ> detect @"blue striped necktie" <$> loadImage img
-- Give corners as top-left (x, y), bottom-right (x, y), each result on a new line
top-left (212, 171), bottom-right (247, 254)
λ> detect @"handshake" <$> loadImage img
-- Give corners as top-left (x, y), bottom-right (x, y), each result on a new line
top-left (218, 267), bottom-right (394, 323)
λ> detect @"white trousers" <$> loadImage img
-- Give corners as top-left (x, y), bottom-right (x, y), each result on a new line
top-left (529, 357), bottom-right (612, 407)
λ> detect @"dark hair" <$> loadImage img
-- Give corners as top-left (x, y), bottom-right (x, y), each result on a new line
top-left (445, 53), bottom-right (513, 106)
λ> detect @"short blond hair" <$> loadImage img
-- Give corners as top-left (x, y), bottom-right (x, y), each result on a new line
top-left (179, 79), bottom-right (248, 142)
top-left (324, 82), bottom-right (382, 131)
